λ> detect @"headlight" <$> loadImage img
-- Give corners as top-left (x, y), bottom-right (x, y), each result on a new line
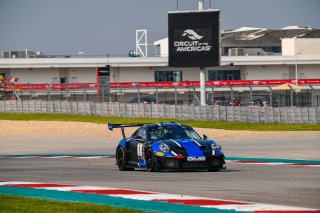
top-left (159, 143), bottom-right (170, 152)
top-left (211, 143), bottom-right (221, 151)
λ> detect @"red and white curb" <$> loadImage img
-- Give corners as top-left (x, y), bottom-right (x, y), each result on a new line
top-left (226, 160), bottom-right (320, 167)
top-left (2, 156), bottom-right (319, 168)
top-left (0, 181), bottom-right (319, 212)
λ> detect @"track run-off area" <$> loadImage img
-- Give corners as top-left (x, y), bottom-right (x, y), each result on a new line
top-left (0, 134), bottom-right (319, 212)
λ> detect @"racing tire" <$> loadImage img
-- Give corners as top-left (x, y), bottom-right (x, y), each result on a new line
top-left (145, 148), bottom-right (158, 172)
top-left (116, 147), bottom-right (134, 171)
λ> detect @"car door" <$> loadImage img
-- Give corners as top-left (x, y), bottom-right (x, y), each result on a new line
top-left (130, 127), bottom-right (147, 163)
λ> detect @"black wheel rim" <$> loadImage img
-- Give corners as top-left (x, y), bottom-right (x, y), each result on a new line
top-left (117, 148), bottom-right (124, 168)
top-left (146, 150), bottom-right (153, 169)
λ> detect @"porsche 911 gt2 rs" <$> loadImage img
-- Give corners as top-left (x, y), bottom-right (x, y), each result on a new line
top-left (108, 122), bottom-right (225, 172)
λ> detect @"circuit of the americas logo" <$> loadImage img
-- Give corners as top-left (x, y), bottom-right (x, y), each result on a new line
top-left (174, 29), bottom-right (212, 52)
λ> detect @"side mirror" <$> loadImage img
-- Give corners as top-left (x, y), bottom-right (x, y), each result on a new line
top-left (203, 135), bottom-right (208, 140)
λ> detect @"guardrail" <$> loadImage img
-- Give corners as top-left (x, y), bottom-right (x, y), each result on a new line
top-left (0, 100), bottom-right (319, 124)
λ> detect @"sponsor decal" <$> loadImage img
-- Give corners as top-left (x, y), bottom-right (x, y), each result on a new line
top-left (187, 156), bottom-right (206, 162)
top-left (137, 143), bottom-right (146, 160)
top-left (156, 152), bottom-right (164, 157)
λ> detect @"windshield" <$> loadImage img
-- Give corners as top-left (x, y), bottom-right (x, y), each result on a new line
top-left (148, 125), bottom-right (201, 141)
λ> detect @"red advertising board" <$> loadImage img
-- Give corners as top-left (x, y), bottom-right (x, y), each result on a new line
top-left (5, 79), bottom-right (320, 91)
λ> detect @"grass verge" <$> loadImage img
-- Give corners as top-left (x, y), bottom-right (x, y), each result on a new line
top-left (0, 113), bottom-right (319, 131)
top-left (0, 194), bottom-right (144, 213)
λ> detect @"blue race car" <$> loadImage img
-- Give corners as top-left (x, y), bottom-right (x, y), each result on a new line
top-left (108, 122), bottom-right (225, 172)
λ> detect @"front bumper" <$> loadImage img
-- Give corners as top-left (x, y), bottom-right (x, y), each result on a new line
top-left (158, 155), bottom-right (225, 170)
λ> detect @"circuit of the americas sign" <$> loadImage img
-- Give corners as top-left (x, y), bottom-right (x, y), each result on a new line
top-left (168, 10), bottom-right (220, 67)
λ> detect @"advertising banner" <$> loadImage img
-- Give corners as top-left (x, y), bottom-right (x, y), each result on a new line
top-left (168, 10), bottom-right (220, 67)
top-left (10, 79), bottom-right (320, 91)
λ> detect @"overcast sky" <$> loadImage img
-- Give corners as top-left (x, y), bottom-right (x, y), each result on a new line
top-left (0, 0), bottom-right (319, 56)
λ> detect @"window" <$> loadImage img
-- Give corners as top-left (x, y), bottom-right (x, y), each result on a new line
top-left (208, 70), bottom-right (240, 81)
top-left (137, 127), bottom-right (147, 140)
top-left (60, 78), bottom-right (67, 84)
top-left (155, 71), bottom-right (182, 82)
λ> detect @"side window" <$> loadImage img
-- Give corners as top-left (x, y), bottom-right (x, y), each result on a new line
top-left (137, 127), bottom-right (147, 141)
top-left (131, 129), bottom-right (139, 138)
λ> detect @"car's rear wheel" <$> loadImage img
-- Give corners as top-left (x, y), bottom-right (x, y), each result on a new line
top-left (146, 148), bottom-right (158, 172)
top-left (116, 147), bottom-right (133, 171)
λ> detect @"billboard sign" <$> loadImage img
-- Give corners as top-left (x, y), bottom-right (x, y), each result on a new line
top-left (168, 10), bottom-right (220, 67)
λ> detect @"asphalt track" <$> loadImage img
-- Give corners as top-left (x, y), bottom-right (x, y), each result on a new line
top-left (0, 135), bottom-right (319, 210)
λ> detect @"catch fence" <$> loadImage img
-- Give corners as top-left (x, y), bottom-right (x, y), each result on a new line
top-left (1, 79), bottom-right (320, 107)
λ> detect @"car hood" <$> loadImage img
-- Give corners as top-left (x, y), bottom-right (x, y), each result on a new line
top-left (158, 138), bottom-right (214, 157)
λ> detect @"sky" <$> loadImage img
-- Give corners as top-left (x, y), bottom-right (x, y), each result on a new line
top-left (0, 0), bottom-right (319, 56)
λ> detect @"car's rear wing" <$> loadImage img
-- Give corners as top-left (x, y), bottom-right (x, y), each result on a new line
top-left (108, 122), bottom-right (147, 138)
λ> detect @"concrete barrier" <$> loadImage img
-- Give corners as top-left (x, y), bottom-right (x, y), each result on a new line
top-left (0, 100), bottom-right (319, 124)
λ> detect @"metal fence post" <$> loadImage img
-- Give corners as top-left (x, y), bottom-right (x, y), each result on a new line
top-left (46, 83), bottom-right (51, 101)
top-left (28, 83), bottom-right (32, 100)
top-left (155, 85), bottom-right (159, 104)
top-left (137, 85), bottom-right (141, 103)
top-left (65, 84), bottom-right (69, 101)
top-left (309, 85), bottom-right (315, 107)
top-left (83, 84), bottom-right (87, 102)
top-left (120, 85), bottom-right (123, 103)
top-left (174, 85), bottom-right (177, 105)
top-left (192, 86), bottom-right (199, 105)
top-left (248, 85), bottom-right (253, 105)
top-left (209, 84), bottom-right (214, 105)
top-left (230, 86), bottom-right (234, 106)
top-left (288, 84), bottom-right (293, 107)
top-left (267, 85), bottom-right (273, 107)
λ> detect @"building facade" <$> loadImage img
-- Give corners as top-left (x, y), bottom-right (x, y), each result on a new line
top-left (0, 26), bottom-right (319, 85)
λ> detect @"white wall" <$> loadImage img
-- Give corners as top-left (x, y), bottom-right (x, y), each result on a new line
top-left (245, 65), bottom-right (289, 80)
top-left (154, 38), bottom-right (168, 57)
top-left (282, 39), bottom-right (295, 56)
top-left (282, 38), bottom-right (320, 56)
top-left (117, 67), bottom-right (154, 82)
top-left (10, 68), bottom-right (59, 83)
top-left (297, 65), bottom-right (320, 79)
top-left (67, 67), bottom-right (96, 83)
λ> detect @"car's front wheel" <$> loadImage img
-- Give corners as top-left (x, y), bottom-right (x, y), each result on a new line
top-left (145, 148), bottom-right (158, 172)
top-left (116, 147), bottom-right (133, 171)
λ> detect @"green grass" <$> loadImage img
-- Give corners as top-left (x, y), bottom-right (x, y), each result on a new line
top-left (0, 194), bottom-right (144, 213)
top-left (0, 113), bottom-right (319, 131)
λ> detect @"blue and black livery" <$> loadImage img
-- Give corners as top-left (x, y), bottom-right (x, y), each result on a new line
top-left (108, 122), bottom-right (226, 172)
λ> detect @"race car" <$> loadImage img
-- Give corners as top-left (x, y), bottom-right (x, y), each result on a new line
top-left (108, 122), bottom-right (225, 172)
